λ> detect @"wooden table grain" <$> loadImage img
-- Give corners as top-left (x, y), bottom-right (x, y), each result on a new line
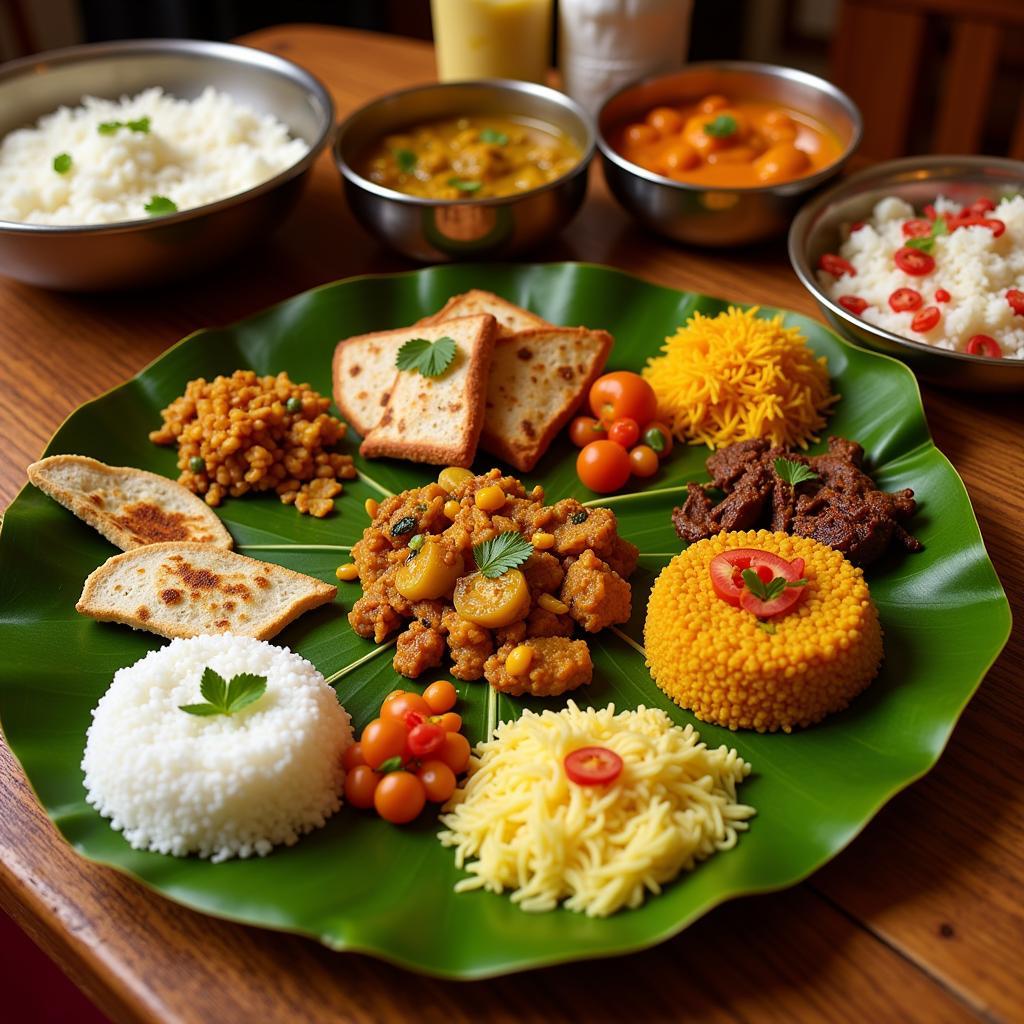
top-left (0, 25), bottom-right (1020, 1024)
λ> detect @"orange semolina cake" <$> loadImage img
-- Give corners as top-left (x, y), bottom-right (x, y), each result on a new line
top-left (644, 530), bottom-right (883, 733)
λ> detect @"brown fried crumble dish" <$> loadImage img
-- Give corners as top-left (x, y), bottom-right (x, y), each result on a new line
top-left (348, 469), bottom-right (637, 696)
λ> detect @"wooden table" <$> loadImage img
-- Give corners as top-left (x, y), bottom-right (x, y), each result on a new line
top-left (1, 25), bottom-right (1020, 1024)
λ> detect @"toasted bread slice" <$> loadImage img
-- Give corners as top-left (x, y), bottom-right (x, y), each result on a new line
top-left (76, 542), bottom-right (336, 640)
top-left (415, 289), bottom-right (550, 340)
top-left (360, 314), bottom-right (497, 467)
top-left (480, 327), bottom-right (614, 472)
top-left (332, 328), bottom-right (408, 437)
top-left (28, 455), bottom-right (233, 551)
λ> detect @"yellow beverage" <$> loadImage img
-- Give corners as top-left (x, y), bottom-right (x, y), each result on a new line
top-left (431, 0), bottom-right (553, 83)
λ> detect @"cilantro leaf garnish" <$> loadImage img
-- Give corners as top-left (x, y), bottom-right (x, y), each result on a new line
top-left (905, 216), bottom-right (948, 253)
top-left (395, 336), bottom-right (457, 378)
top-left (741, 568), bottom-right (808, 603)
top-left (703, 114), bottom-right (738, 138)
top-left (179, 667), bottom-right (267, 717)
top-left (774, 458), bottom-right (819, 487)
top-left (144, 194), bottom-right (178, 216)
top-left (52, 153), bottom-right (72, 174)
top-left (97, 116), bottom-right (150, 135)
top-left (394, 147), bottom-right (417, 174)
top-left (448, 177), bottom-right (483, 193)
top-left (479, 127), bottom-right (509, 145)
top-left (473, 532), bottom-right (533, 579)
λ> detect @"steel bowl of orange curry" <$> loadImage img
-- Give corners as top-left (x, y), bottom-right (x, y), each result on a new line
top-left (597, 61), bottom-right (861, 247)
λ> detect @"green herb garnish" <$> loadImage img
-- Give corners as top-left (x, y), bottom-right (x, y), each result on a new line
top-left (757, 620), bottom-right (777, 635)
top-left (479, 127), bottom-right (509, 145)
top-left (905, 216), bottom-right (948, 253)
top-left (179, 667), bottom-right (267, 717)
top-left (394, 148), bottom-right (417, 174)
top-left (774, 458), bottom-right (819, 487)
top-left (448, 177), bottom-right (483, 193)
top-left (644, 426), bottom-right (666, 453)
top-left (52, 153), bottom-right (72, 174)
top-left (286, 396), bottom-right (302, 413)
top-left (473, 531), bottom-right (533, 579)
top-left (741, 568), bottom-right (808, 603)
top-left (188, 455), bottom-right (206, 474)
top-left (703, 114), bottom-right (738, 138)
top-left (144, 195), bottom-right (177, 216)
top-left (98, 116), bottom-right (150, 135)
top-left (395, 335), bottom-right (457, 378)
top-left (377, 755), bottom-right (405, 773)
top-left (408, 534), bottom-right (425, 551)
top-left (391, 516), bottom-right (418, 537)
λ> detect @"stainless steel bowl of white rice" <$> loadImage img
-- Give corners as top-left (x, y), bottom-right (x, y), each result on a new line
top-left (789, 156), bottom-right (1024, 392)
top-left (0, 39), bottom-right (333, 290)
top-left (82, 635), bottom-right (353, 862)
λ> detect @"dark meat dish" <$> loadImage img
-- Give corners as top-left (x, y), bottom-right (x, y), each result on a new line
top-left (672, 436), bottom-right (923, 566)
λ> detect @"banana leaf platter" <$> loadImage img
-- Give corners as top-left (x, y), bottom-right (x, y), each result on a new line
top-left (0, 263), bottom-right (1010, 978)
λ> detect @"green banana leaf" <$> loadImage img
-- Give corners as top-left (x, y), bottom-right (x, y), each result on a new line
top-left (0, 263), bottom-right (1010, 979)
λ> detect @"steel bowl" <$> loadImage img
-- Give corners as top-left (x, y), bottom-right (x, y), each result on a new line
top-left (0, 39), bottom-right (333, 291)
top-left (334, 80), bottom-right (594, 261)
top-left (789, 156), bottom-right (1024, 392)
top-left (596, 61), bottom-right (861, 247)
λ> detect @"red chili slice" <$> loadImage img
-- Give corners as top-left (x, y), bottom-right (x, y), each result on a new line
top-left (966, 335), bottom-right (1002, 358)
top-left (1007, 289), bottom-right (1024, 316)
top-left (902, 219), bottom-right (932, 238)
top-left (709, 549), bottom-right (805, 610)
top-left (564, 747), bottom-right (623, 786)
top-left (980, 218), bottom-right (1006, 237)
top-left (923, 203), bottom-right (938, 220)
top-left (970, 197), bottom-right (996, 214)
top-left (888, 287), bottom-right (922, 312)
top-left (911, 306), bottom-right (941, 332)
top-left (838, 295), bottom-right (868, 314)
top-left (818, 253), bottom-right (856, 277)
top-left (850, 221), bottom-right (866, 232)
top-left (946, 212), bottom-right (983, 232)
top-left (894, 247), bottom-right (935, 276)
top-left (935, 288), bottom-right (951, 303)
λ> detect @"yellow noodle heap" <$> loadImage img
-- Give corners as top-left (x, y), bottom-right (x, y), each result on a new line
top-left (438, 701), bottom-right (754, 917)
top-left (642, 306), bottom-right (838, 449)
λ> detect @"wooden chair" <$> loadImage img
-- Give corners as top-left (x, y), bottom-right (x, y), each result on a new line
top-left (830, 0), bottom-right (1024, 159)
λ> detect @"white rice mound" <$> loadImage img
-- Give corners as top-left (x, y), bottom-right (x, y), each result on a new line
top-left (0, 86), bottom-right (308, 226)
top-left (82, 635), bottom-right (352, 862)
top-left (819, 194), bottom-right (1024, 358)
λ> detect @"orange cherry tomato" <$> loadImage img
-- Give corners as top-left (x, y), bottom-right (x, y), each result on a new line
top-left (373, 771), bottom-right (427, 824)
top-left (382, 689), bottom-right (405, 706)
top-left (423, 679), bottom-right (457, 714)
top-left (439, 731), bottom-right (471, 774)
top-left (577, 440), bottom-right (631, 494)
top-left (628, 445), bottom-right (659, 478)
top-left (646, 106), bottom-right (683, 134)
top-left (418, 760), bottom-right (457, 803)
top-left (407, 721), bottom-right (446, 759)
top-left (589, 371), bottom-right (658, 426)
top-left (568, 415), bottom-right (606, 447)
top-left (623, 123), bottom-right (659, 147)
top-left (360, 717), bottom-right (408, 769)
top-left (642, 421), bottom-right (673, 458)
top-left (342, 742), bottom-right (366, 771)
top-left (435, 711), bottom-right (463, 733)
top-left (344, 765), bottom-right (379, 809)
top-left (381, 691), bottom-right (432, 726)
top-left (607, 417), bottom-right (640, 448)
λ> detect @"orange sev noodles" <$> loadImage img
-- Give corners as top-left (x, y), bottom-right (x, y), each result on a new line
top-left (642, 306), bottom-right (838, 449)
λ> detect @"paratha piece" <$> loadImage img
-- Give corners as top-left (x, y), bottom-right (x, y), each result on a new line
top-left (27, 455), bottom-right (232, 551)
top-left (76, 542), bottom-right (337, 640)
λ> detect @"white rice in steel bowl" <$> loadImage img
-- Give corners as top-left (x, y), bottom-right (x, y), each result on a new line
top-left (817, 194), bottom-right (1024, 359)
top-left (0, 86), bottom-right (309, 226)
top-left (82, 635), bottom-right (353, 862)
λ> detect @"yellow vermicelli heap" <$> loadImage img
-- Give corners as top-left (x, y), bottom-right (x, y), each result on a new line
top-left (645, 531), bottom-right (882, 733)
top-left (438, 701), bottom-right (754, 917)
top-left (642, 306), bottom-right (838, 449)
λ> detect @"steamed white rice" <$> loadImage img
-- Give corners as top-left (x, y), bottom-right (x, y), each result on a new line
top-left (819, 194), bottom-right (1024, 358)
top-left (82, 635), bottom-right (352, 862)
top-left (0, 86), bottom-right (308, 225)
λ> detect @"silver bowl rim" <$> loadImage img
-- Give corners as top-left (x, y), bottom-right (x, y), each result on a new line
top-left (333, 78), bottom-right (596, 208)
top-left (595, 60), bottom-right (863, 195)
top-left (788, 154), bottom-right (1024, 372)
top-left (0, 37), bottom-right (335, 235)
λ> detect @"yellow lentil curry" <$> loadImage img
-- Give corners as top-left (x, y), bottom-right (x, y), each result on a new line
top-left (360, 117), bottom-right (582, 199)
